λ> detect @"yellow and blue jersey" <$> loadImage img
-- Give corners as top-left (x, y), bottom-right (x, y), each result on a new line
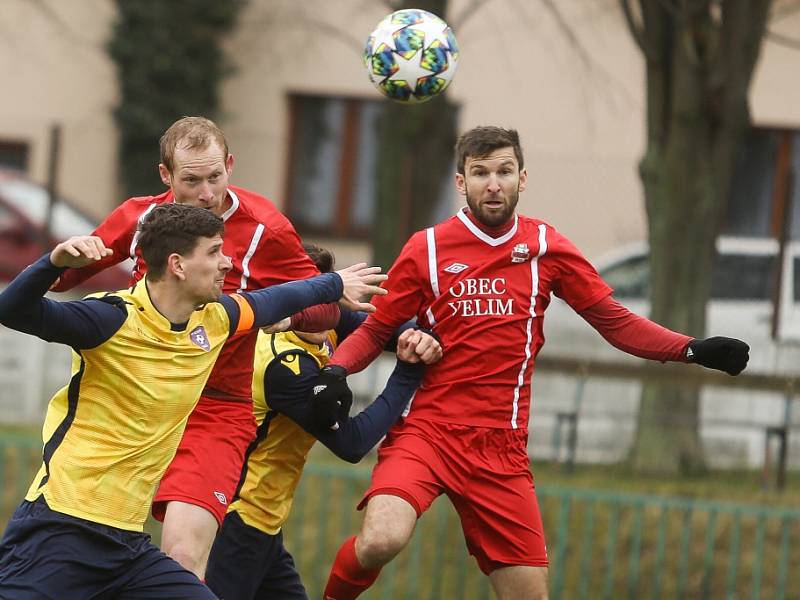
top-left (0, 255), bottom-right (344, 532)
top-left (228, 313), bottom-right (425, 536)
top-left (26, 280), bottom-right (232, 531)
top-left (231, 330), bottom-right (336, 535)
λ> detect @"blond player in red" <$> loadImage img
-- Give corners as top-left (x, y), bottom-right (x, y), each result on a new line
top-left (51, 117), bottom-right (367, 578)
top-left (311, 126), bottom-right (750, 599)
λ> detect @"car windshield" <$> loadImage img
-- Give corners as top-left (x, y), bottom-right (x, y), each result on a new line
top-left (0, 177), bottom-right (97, 240)
top-left (601, 251), bottom-right (778, 301)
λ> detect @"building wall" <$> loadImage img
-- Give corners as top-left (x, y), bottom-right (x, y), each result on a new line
top-left (0, 0), bottom-right (797, 256)
top-left (220, 0), bottom-right (800, 260)
top-left (0, 0), bottom-right (118, 222)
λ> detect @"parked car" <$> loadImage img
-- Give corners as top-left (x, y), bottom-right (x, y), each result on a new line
top-left (0, 169), bottom-right (131, 291)
top-left (541, 235), bottom-right (800, 376)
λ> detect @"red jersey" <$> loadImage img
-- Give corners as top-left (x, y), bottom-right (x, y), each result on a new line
top-left (361, 209), bottom-right (612, 429)
top-left (53, 186), bottom-right (322, 400)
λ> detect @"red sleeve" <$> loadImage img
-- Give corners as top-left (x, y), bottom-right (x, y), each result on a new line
top-left (50, 200), bottom-right (140, 292)
top-left (548, 228), bottom-right (613, 312)
top-left (328, 233), bottom-right (426, 373)
top-left (290, 302), bottom-right (340, 332)
top-left (578, 295), bottom-right (692, 362)
top-left (328, 316), bottom-right (396, 373)
top-left (368, 231), bottom-right (428, 328)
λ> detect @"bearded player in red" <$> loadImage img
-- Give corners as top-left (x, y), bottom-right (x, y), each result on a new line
top-left (50, 117), bottom-right (385, 579)
top-left (312, 126), bottom-right (750, 599)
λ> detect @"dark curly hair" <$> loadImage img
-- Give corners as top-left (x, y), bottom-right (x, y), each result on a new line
top-left (138, 204), bottom-right (224, 280)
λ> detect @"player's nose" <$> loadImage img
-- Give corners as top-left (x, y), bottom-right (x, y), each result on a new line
top-left (198, 181), bottom-right (214, 201)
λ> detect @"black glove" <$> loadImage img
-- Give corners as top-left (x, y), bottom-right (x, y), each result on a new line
top-left (686, 337), bottom-right (749, 376)
top-left (309, 365), bottom-right (353, 431)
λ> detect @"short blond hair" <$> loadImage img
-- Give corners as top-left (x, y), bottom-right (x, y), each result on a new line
top-left (159, 116), bottom-right (229, 173)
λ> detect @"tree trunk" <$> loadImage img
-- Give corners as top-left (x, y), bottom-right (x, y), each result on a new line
top-left (371, 0), bottom-right (457, 269)
top-left (626, 0), bottom-right (772, 473)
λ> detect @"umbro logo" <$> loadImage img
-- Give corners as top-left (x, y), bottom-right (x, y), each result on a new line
top-left (444, 262), bottom-right (468, 274)
top-left (213, 491), bottom-right (228, 505)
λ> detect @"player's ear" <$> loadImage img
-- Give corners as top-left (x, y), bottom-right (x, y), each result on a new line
top-left (518, 167), bottom-right (528, 193)
top-left (167, 253), bottom-right (186, 280)
top-left (455, 172), bottom-right (466, 197)
top-left (158, 164), bottom-right (172, 188)
top-left (225, 153), bottom-right (234, 175)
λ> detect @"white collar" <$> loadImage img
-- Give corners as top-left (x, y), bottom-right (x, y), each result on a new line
top-left (455, 208), bottom-right (518, 247)
top-left (220, 188), bottom-right (239, 221)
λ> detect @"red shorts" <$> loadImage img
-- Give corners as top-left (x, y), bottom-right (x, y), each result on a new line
top-left (360, 419), bottom-right (548, 574)
top-left (152, 395), bottom-right (256, 525)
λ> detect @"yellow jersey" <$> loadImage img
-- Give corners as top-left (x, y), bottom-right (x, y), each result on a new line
top-left (26, 279), bottom-right (232, 531)
top-left (231, 330), bottom-right (336, 535)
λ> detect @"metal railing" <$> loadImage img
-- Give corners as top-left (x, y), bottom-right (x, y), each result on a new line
top-left (1, 439), bottom-right (798, 599)
top-left (286, 464), bottom-right (800, 599)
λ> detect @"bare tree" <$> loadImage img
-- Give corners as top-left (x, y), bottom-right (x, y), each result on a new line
top-left (622, 0), bottom-right (774, 473)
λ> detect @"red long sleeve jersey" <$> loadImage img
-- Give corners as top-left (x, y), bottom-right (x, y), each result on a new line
top-left (351, 210), bottom-right (614, 429)
top-left (53, 187), bottom-right (321, 400)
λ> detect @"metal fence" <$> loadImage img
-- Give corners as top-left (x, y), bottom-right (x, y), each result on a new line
top-left (1, 439), bottom-right (799, 599)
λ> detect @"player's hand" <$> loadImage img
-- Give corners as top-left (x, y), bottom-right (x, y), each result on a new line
top-left (335, 263), bottom-right (388, 313)
top-left (686, 337), bottom-right (749, 376)
top-left (397, 328), bottom-right (442, 364)
top-left (309, 365), bottom-right (353, 431)
top-left (262, 317), bottom-right (291, 334)
top-left (50, 236), bottom-right (113, 268)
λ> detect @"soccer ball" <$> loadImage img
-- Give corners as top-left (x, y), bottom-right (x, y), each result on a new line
top-left (363, 9), bottom-right (459, 104)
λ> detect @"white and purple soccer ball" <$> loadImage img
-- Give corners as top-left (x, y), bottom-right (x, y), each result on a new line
top-left (363, 9), bottom-right (460, 104)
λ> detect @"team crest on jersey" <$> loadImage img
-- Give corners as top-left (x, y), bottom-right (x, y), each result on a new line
top-left (189, 326), bottom-right (211, 351)
top-left (444, 262), bottom-right (469, 274)
top-left (511, 243), bottom-right (530, 263)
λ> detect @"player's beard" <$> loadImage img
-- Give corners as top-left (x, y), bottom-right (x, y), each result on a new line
top-left (465, 187), bottom-right (519, 228)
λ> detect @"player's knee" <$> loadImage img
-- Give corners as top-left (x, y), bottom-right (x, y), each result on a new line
top-left (356, 527), bottom-right (410, 567)
top-left (163, 533), bottom-right (211, 577)
top-left (164, 541), bottom-right (207, 576)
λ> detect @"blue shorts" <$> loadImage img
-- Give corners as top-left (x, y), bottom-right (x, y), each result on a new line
top-left (205, 510), bottom-right (306, 600)
top-left (0, 498), bottom-right (217, 599)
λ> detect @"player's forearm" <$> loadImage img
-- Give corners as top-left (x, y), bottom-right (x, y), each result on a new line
top-left (0, 254), bottom-right (122, 347)
top-left (328, 317), bottom-right (396, 373)
top-left (242, 273), bottom-right (344, 329)
top-left (579, 295), bottom-right (692, 362)
top-left (0, 255), bottom-right (65, 328)
top-left (316, 360), bottom-right (424, 462)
